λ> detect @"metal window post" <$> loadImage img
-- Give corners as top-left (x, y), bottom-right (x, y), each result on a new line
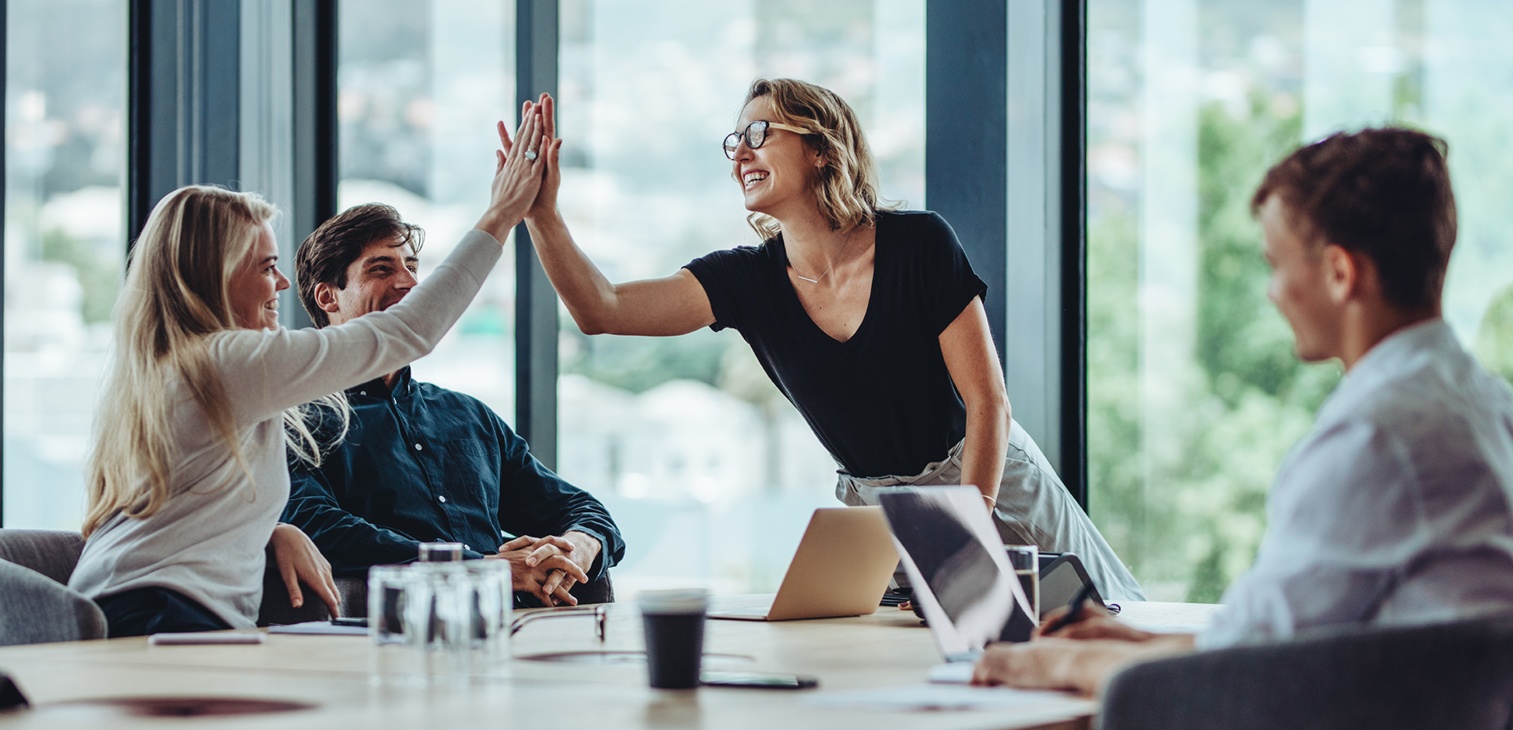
top-left (288, 0), bottom-right (338, 330)
top-left (515, 0), bottom-right (559, 467)
top-left (128, 0), bottom-right (242, 240)
top-left (927, 0), bottom-right (1088, 508)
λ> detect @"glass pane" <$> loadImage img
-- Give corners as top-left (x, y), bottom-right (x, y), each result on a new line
top-left (3, 0), bottom-right (127, 528)
top-left (337, 0), bottom-right (517, 413)
top-left (1087, 0), bottom-right (1513, 601)
top-left (557, 0), bottom-right (925, 594)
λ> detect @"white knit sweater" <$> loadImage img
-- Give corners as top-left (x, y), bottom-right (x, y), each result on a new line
top-left (69, 229), bottom-right (502, 628)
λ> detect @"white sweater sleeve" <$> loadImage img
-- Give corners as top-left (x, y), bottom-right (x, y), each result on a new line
top-left (210, 229), bottom-right (502, 427)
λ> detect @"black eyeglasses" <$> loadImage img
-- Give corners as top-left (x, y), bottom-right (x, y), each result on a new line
top-left (723, 120), bottom-right (810, 160)
top-left (509, 604), bottom-right (608, 642)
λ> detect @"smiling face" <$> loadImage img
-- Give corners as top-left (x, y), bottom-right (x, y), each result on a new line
top-left (315, 237), bottom-right (419, 326)
top-left (1260, 194), bottom-right (1345, 363)
top-left (227, 221), bottom-right (290, 330)
top-left (730, 96), bottom-right (823, 218)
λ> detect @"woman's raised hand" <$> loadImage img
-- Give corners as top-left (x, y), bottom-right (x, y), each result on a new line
top-left (475, 100), bottom-right (549, 242)
top-left (498, 93), bottom-right (563, 221)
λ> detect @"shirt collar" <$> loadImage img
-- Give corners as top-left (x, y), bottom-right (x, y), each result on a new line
top-left (348, 365), bottom-right (414, 399)
top-left (1316, 318), bottom-right (1458, 424)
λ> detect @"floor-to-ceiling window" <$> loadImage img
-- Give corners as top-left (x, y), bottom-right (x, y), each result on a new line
top-left (3, 0), bottom-right (127, 529)
top-left (336, 0), bottom-right (519, 415)
top-left (555, 0), bottom-right (925, 593)
top-left (1087, 0), bottom-right (1513, 601)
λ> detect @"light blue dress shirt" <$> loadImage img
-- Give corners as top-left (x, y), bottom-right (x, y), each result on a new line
top-left (1200, 319), bottom-right (1513, 649)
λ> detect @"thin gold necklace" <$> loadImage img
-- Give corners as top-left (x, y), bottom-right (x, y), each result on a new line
top-left (790, 228), bottom-right (862, 284)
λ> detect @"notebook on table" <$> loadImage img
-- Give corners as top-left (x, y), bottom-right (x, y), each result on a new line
top-left (707, 506), bottom-right (899, 621)
top-left (876, 486), bottom-right (1036, 666)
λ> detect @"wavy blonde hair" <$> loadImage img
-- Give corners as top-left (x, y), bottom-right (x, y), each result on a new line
top-left (83, 185), bottom-right (346, 537)
top-left (741, 78), bottom-right (889, 240)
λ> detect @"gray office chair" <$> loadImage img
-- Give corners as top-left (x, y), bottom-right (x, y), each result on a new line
top-left (0, 529), bottom-right (87, 585)
top-left (1098, 617), bottom-right (1513, 730)
top-left (0, 528), bottom-right (346, 633)
top-left (256, 545), bottom-right (353, 625)
top-left (0, 529), bottom-right (106, 646)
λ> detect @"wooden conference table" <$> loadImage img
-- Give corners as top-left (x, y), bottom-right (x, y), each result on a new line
top-left (0, 599), bottom-right (1216, 730)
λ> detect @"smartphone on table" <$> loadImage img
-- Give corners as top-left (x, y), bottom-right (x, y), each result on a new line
top-left (700, 671), bottom-right (818, 689)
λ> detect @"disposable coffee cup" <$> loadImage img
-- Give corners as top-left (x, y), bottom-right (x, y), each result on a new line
top-left (639, 589), bottom-right (708, 689)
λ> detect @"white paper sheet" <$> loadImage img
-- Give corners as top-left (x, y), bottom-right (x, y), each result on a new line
top-left (804, 683), bottom-right (1091, 712)
top-left (927, 661), bottom-right (976, 684)
top-left (266, 621), bottom-right (368, 636)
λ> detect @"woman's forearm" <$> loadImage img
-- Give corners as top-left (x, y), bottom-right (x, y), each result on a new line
top-left (960, 397), bottom-right (1011, 505)
top-left (523, 209), bottom-right (623, 334)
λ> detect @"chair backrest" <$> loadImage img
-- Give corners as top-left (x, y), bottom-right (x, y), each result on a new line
top-left (0, 529), bottom-right (87, 585)
top-left (0, 528), bottom-right (353, 629)
top-left (1099, 617), bottom-right (1513, 730)
top-left (0, 560), bottom-right (107, 646)
top-left (256, 545), bottom-right (341, 626)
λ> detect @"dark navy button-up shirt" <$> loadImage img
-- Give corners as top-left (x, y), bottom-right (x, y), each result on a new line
top-left (283, 367), bottom-right (625, 579)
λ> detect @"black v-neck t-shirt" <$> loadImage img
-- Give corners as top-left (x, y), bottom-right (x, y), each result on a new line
top-left (684, 210), bottom-right (987, 478)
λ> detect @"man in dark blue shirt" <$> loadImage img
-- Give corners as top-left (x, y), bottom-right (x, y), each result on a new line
top-left (283, 203), bottom-right (625, 607)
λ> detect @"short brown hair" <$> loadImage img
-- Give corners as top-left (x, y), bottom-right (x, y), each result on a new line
top-left (295, 203), bottom-right (423, 327)
top-left (742, 78), bottom-right (886, 240)
top-left (1251, 127), bottom-right (1457, 312)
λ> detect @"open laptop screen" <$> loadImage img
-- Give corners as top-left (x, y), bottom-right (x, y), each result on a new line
top-left (878, 487), bottom-right (1034, 659)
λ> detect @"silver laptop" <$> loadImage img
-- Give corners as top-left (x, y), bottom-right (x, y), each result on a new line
top-left (877, 486), bottom-right (1035, 663)
top-left (707, 507), bottom-right (899, 621)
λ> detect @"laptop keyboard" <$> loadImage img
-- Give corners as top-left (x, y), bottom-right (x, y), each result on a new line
top-left (708, 595), bottom-right (775, 617)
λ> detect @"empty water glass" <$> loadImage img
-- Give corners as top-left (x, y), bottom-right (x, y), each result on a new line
top-left (366, 560), bottom-right (512, 684)
top-left (368, 564), bottom-right (424, 684)
top-left (418, 542), bottom-right (464, 563)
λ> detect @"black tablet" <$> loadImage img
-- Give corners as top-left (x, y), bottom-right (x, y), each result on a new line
top-left (1037, 553), bottom-right (1107, 620)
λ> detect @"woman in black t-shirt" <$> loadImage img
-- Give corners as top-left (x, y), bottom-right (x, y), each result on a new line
top-left (509, 80), bottom-right (1143, 601)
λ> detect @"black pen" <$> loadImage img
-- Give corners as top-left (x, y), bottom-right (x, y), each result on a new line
top-left (1041, 583), bottom-right (1094, 636)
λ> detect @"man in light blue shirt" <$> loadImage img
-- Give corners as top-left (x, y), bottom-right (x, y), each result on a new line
top-left (973, 128), bottom-right (1513, 694)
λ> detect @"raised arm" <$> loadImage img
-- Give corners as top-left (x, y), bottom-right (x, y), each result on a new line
top-left (511, 94), bottom-right (714, 337)
top-left (217, 105), bottom-right (548, 425)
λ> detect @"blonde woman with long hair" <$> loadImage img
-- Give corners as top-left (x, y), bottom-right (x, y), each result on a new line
top-left (69, 105), bottom-right (549, 636)
top-left (515, 80), bottom-right (1144, 601)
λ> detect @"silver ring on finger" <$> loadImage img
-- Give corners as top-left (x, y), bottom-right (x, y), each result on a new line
top-left (524, 149), bottom-right (539, 162)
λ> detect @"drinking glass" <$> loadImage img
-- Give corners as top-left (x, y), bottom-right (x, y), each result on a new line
top-left (1005, 545), bottom-right (1039, 620)
top-left (368, 565), bottom-right (424, 684)
top-left (462, 560), bottom-right (512, 673)
top-left (418, 542), bottom-right (464, 563)
top-left (367, 561), bottom-right (512, 684)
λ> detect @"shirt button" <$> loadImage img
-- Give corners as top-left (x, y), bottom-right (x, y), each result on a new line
top-left (463, 544), bottom-right (471, 550)
top-left (359, 390), bottom-right (366, 396)
top-left (414, 443), bottom-right (423, 451)
top-left (438, 495), bottom-right (448, 504)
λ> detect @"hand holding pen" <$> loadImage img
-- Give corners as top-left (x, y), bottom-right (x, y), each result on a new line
top-left (1040, 584), bottom-right (1094, 637)
top-left (1038, 585), bottom-right (1155, 642)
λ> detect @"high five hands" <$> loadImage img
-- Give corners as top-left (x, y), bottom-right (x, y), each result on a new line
top-left (475, 96), bottom-right (555, 241)
top-left (497, 93), bottom-right (563, 220)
